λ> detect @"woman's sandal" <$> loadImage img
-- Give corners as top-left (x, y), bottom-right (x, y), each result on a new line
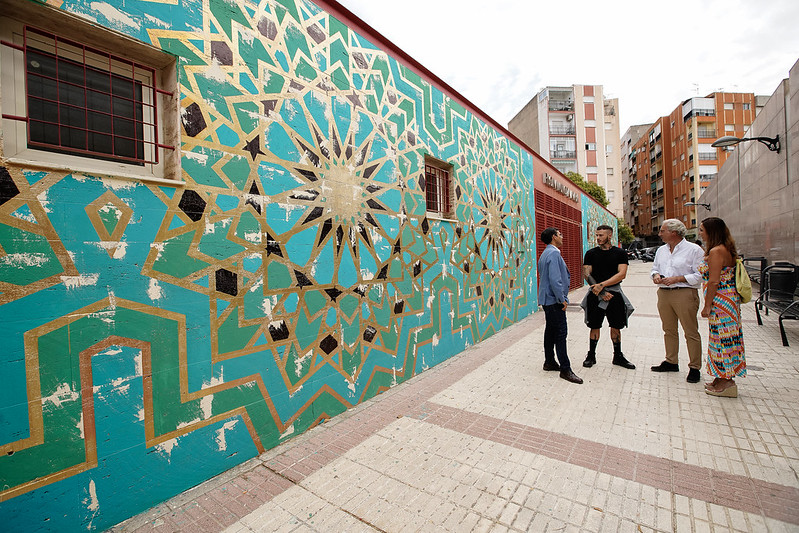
top-left (705, 383), bottom-right (738, 398)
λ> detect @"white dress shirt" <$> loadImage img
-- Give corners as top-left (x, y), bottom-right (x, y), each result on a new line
top-left (650, 239), bottom-right (704, 289)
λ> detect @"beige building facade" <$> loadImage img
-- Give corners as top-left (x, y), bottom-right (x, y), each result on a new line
top-left (509, 85), bottom-right (623, 217)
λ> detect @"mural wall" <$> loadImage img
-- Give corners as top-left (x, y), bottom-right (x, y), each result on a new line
top-left (581, 193), bottom-right (619, 254)
top-left (0, 0), bottom-right (540, 529)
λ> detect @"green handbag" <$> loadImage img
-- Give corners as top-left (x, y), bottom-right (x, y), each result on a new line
top-left (735, 258), bottom-right (752, 303)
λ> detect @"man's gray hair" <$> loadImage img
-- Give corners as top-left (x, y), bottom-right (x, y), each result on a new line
top-left (662, 218), bottom-right (686, 237)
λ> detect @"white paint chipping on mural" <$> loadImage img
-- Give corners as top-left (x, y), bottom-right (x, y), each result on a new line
top-left (77, 412), bottom-right (85, 439)
top-left (134, 351), bottom-right (143, 378)
top-left (90, 2), bottom-right (138, 28)
top-left (176, 418), bottom-right (202, 429)
top-left (96, 241), bottom-right (128, 259)
top-left (42, 383), bottom-right (80, 408)
top-left (147, 278), bottom-right (163, 301)
top-left (261, 295), bottom-right (274, 318)
top-left (182, 149), bottom-right (209, 164)
top-left (102, 177), bottom-right (137, 191)
top-left (243, 231), bottom-right (262, 243)
top-left (36, 190), bottom-right (51, 213)
top-left (280, 424), bottom-right (295, 440)
top-left (202, 60), bottom-right (228, 83)
top-left (432, 333), bottom-right (439, 347)
top-left (295, 349), bottom-right (312, 378)
top-left (199, 371), bottom-right (224, 419)
top-left (142, 12), bottom-right (168, 27)
top-left (136, 407), bottom-right (145, 422)
top-left (155, 438), bottom-right (178, 460)
top-left (215, 420), bottom-right (239, 451)
top-left (1, 253), bottom-right (50, 268)
top-left (150, 242), bottom-right (165, 261)
top-left (61, 274), bottom-right (100, 289)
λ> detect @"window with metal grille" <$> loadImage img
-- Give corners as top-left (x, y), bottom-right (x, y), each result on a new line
top-left (424, 159), bottom-right (454, 218)
top-left (1, 3), bottom-right (180, 182)
top-left (22, 27), bottom-right (156, 165)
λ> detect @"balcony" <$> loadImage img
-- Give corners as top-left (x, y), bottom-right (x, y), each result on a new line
top-left (549, 125), bottom-right (576, 135)
top-left (697, 129), bottom-right (716, 138)
top-left (551, 150), bottom-right (576, 159)
top-left (698, 153), bottom-right (716, 161)
top-left (684, 109), bottom-right (715, 121)
top-left (549, 101), bottom-right (574, 112)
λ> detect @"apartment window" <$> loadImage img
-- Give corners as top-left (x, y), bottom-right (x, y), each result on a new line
top-left (605, 144), bottom-right (613, 153)
top-left (604, 122), bottom-right (612, 130)
top-left (585, 143), bottom-right (597, 150)
top-left (607, 168), bottom-right (614, 175)
top-left (680, 154), bottom-right (685, 161)
top-left (424, 157), bottom-right (454, 218)
top-left (724, 103), bottom-right (733, 110)
top-left (725, 124), bottom-right (735, 132)
top-left (673, 159), bottom-right (677, 166)
top-left (743, 103), bottom-right (751, 110)
top-left (1, 8), bottom-right (179, 181)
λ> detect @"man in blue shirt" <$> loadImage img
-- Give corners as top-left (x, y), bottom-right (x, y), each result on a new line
top-left (538, 227), bottom-right (583, 384)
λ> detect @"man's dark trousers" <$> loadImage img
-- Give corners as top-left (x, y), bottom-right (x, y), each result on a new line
top-left (543, 304), bottom-right (571, 370)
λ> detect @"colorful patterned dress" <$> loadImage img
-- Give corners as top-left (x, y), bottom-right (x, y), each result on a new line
top-left (700, 260), bottom-right (746, 378)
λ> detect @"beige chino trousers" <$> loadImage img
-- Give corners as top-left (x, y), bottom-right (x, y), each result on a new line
top-left (656, 287), bottom-right (703, 369)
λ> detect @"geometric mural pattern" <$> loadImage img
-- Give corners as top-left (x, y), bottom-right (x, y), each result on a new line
top-left (0, 0), bottom-right (538, 529)
top-left (581, 193), bottom-right (620, 253)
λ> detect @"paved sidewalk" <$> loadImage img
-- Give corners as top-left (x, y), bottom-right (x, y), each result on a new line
top-left (114, 262), bottom-right (799, 532)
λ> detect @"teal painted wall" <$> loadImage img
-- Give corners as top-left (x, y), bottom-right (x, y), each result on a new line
top-left (0, 0), bottom-right (546, 529)
top-left (581, 193), bottom-right (619, 255)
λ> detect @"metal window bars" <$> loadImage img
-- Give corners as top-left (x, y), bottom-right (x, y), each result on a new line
top-left (425, 164), bottom-right (452, 216)
top-left (1, 26), bottom-right (174, 165)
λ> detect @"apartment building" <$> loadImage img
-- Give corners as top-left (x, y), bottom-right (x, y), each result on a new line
top-left (620, 124), bottom-right (653, 234)
top-left (624, 93), bottom-right (757, 242)
top-left (509, 85), bottom-right (623, 216)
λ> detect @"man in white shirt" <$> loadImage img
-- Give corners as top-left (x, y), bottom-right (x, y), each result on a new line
top-left (650, 219), bottom-right (705, 383)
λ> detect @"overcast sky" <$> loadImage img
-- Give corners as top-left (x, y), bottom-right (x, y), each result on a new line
top-left (341, 0), bottom-right (799, 134)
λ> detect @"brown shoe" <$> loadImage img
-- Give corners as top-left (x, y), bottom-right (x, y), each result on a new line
top-left (560, 369), bottom-right (583, 384)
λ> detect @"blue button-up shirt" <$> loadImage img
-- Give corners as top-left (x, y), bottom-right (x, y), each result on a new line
top-left (538, 244), bottom-right (570, 306)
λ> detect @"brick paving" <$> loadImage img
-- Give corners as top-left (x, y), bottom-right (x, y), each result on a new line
top-left (113, 262), bottom-right (799, 532)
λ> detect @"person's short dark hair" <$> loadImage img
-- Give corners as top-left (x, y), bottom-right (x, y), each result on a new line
top-left (597, 224), bottom-right (613, 233)
top-left (541, 227), bottom-right (559, 244)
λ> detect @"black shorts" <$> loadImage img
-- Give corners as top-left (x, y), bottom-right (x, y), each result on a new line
top-left (586, 292), bottom-right (628, 329)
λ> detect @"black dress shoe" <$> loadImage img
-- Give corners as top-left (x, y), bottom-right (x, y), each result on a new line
top-left (543, 361), bottom-right (561, 371)
top-left (560, 369), bottom-right (583, 384)
top-left (651, 361), bottom-right (680, 372)
top-left (583, 353), bottom-right (596, 368)
top-left (612, 353), bottom-right (636, 369)
top-left (686, 368), bottom-right (701, 383)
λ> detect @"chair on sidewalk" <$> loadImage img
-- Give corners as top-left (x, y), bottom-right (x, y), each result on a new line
top-left (755, 263), bottom-right (799, 346)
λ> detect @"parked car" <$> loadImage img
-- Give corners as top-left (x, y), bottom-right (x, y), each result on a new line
top-left (640, 246), bottom-right (657, 262)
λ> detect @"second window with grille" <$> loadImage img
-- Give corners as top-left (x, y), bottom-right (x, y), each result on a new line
top-left (424, 157), bottom-right (454, 218)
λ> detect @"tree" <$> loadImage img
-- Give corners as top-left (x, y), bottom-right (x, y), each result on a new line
top-left (565, 171), bottom-right (609, 207)
top-left (616, 217), bottom-right (634, 245)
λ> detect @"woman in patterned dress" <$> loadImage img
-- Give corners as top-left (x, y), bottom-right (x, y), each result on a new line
top-left (698, 217), bottom-right (745, 397)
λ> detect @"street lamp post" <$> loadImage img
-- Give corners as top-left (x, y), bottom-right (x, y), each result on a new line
top-left (711, 135), bottom-right (780, 153)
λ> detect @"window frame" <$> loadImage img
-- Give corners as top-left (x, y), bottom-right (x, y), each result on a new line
top-left (424, 156), bottom-right (455, 220)
top-left (0, 0), bottom-right (181, 184)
